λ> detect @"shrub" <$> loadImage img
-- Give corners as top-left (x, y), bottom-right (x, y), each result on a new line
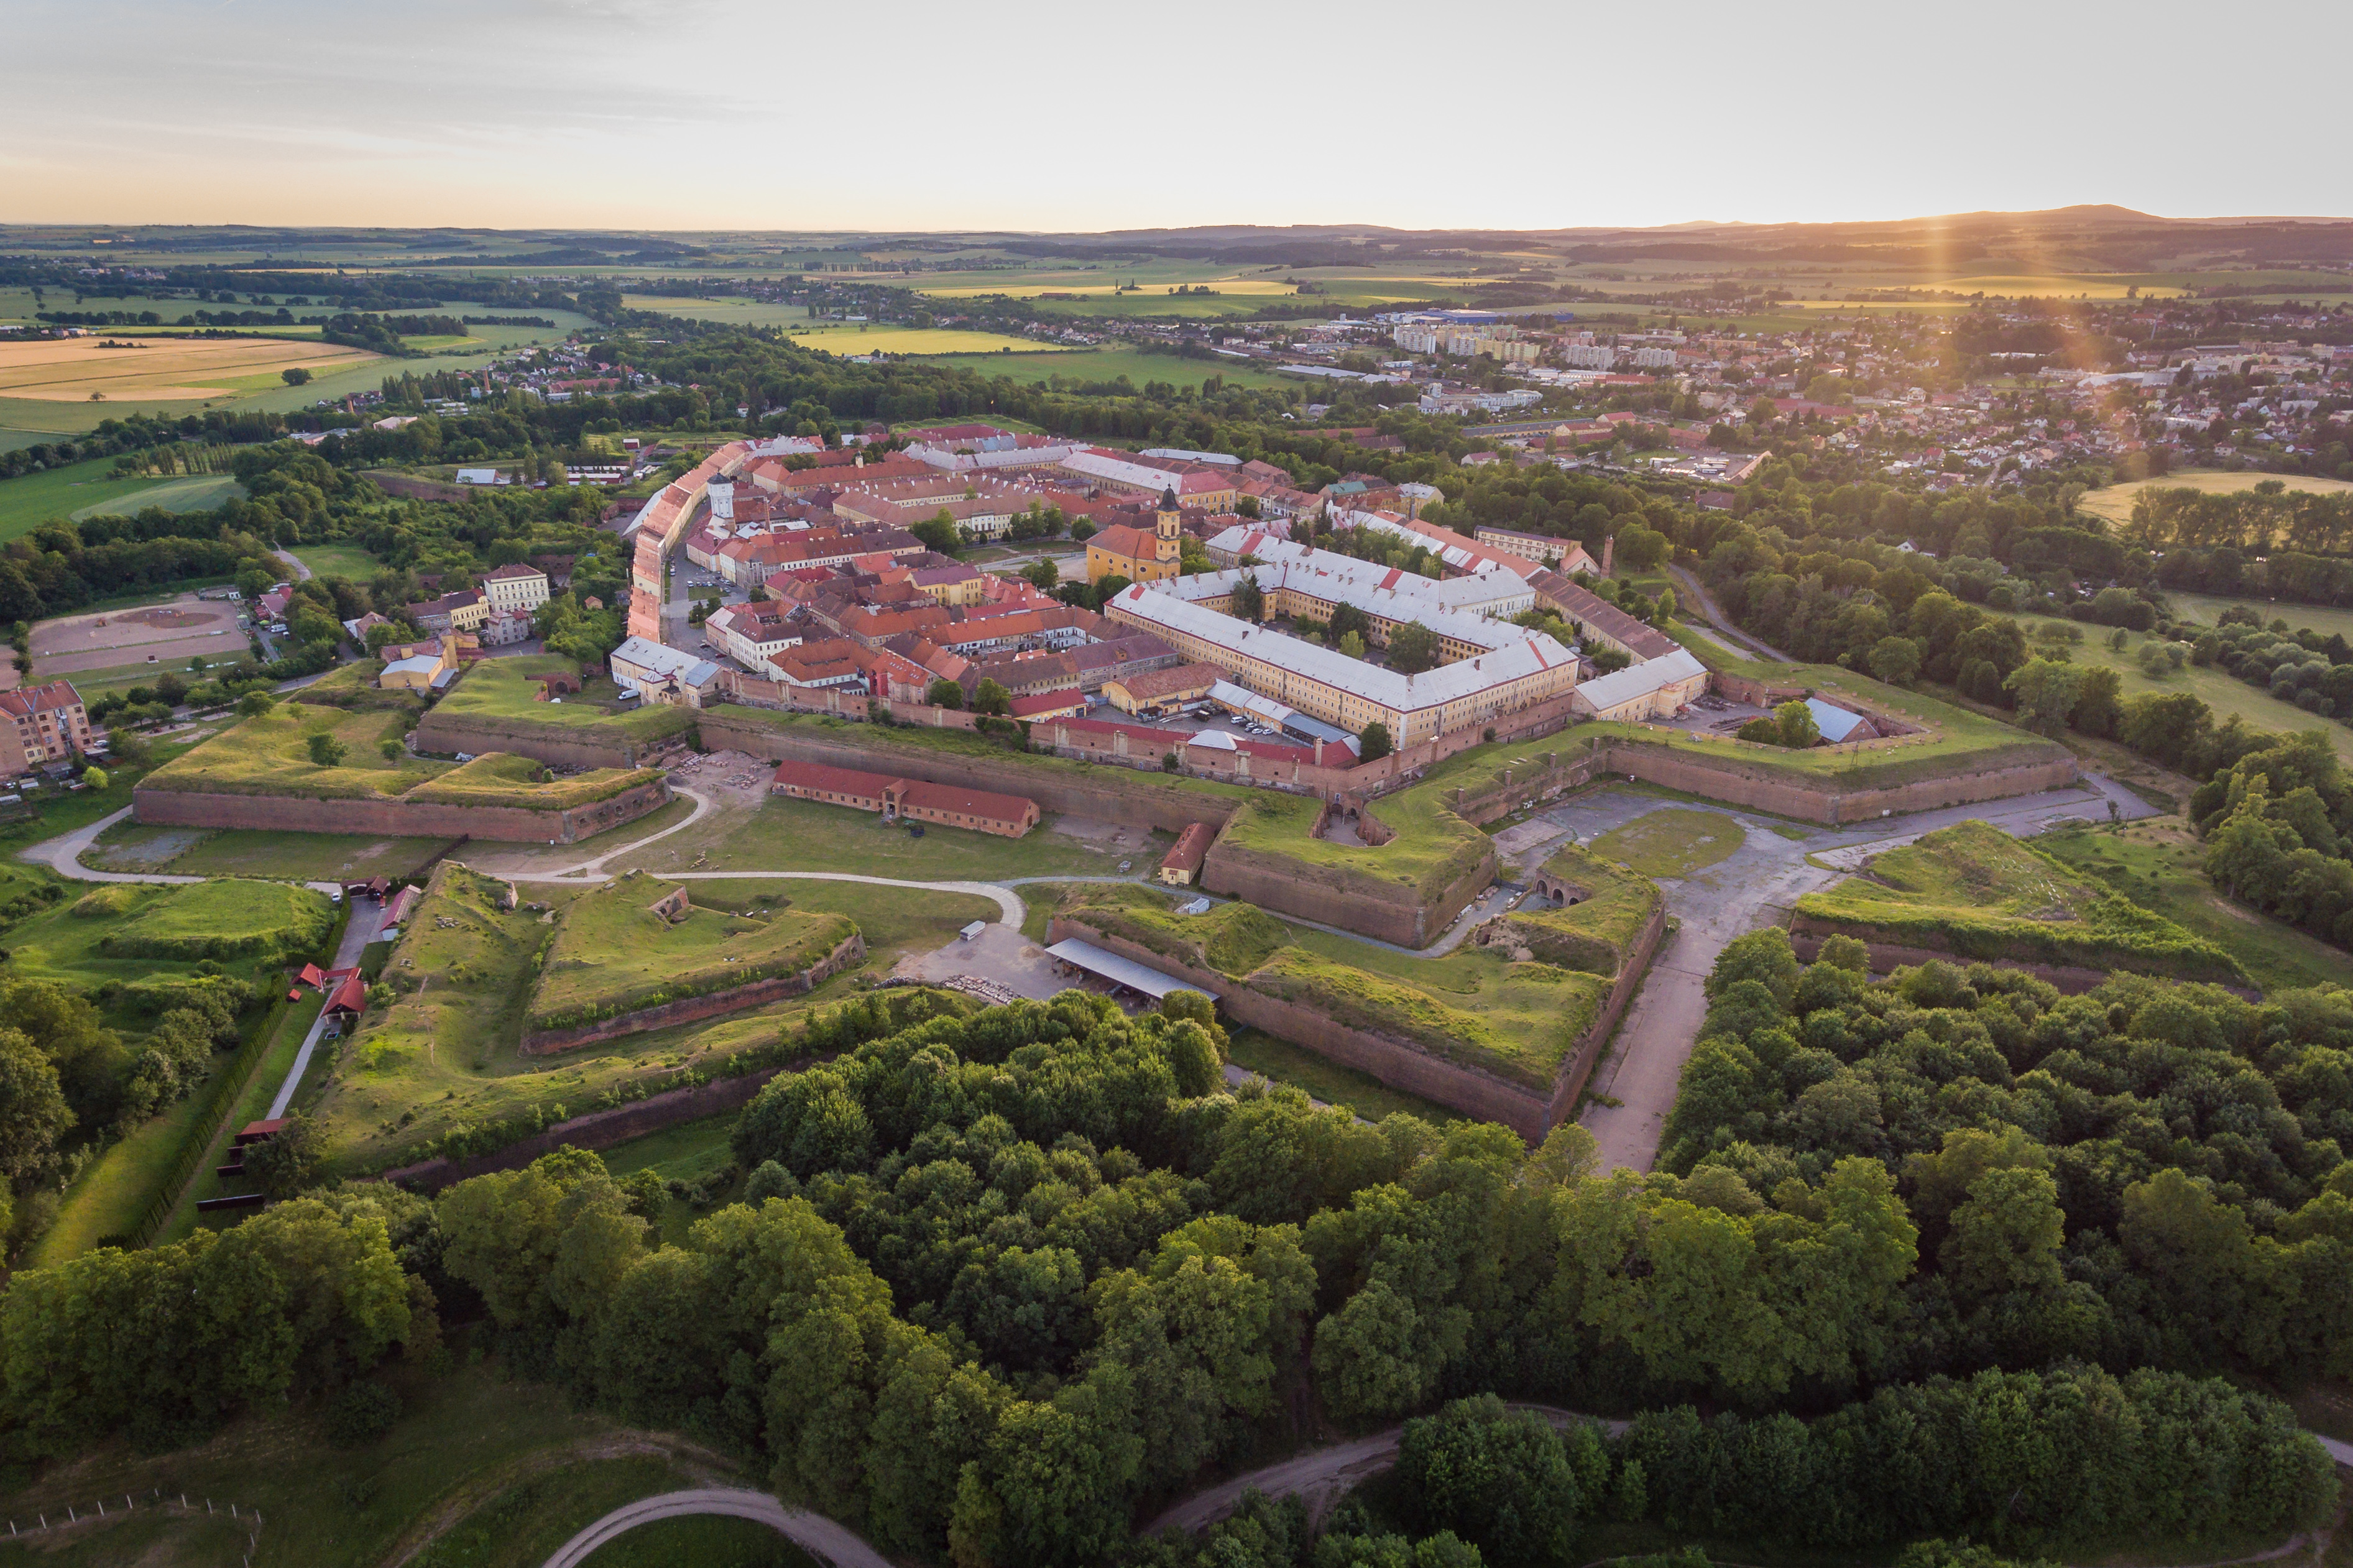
top-left (325, 1380), bottom-right (400, 1447)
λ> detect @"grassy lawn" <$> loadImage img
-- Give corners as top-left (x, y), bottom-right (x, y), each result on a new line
top-left (0, 878), bottom-right (334, 1022)
top-left (0, 456), bottom-right (238, 542)
top-left (316, 870), bottom-right (992, 1175)
top-left (598, 1111), bottom-right (744, 1246)
top-left (1225, 1027), bottom-right (1466, 1124)
top-left (164, 994), bottom-right (323, 1244)
top-left (2032, 822), bottom-right (2351, 996)
top-left (0, 1357), bottom-right (720, 1568)
top-left (2005, 608), bottom-right (2350, 764)
top-left (140, 702), bottom-right (450, 800)
top-left (582, 1515), bottom-right (816, 1567)
top-left (295, 539), bottom-right (384, 580)
top-left (1589, 807), bottom-right (1744, 878)
top-left (88, 822), bottom-right (458, 880)
top-left (431, 655), bottom-right (694, 743)
top-left (625, 791), bottom-right (1168, 881)
top-left (2165, 589), bottom-right (2353, 643)
top-left (24, 1080), bottom-right (223, 1267)
top-left (1800, 820), bottom-right (2245, 987)
top-left (527, 872), bottom-right (857, 1033)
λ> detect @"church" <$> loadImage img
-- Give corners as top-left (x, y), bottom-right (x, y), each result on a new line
top-left (1084, 487), bottom-right (1184, 585)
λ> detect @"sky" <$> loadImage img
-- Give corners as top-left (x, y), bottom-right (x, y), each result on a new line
top-left (6, 0), bottom-right (2349, 234)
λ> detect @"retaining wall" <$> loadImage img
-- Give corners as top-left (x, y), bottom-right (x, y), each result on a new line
top-left (1545, 897), bottom-right (1667, 1127)
top-left (377, 1068), bottom-right (788, 1191)
top-left (131, 779), bottom-right (673, 844)
top-left (410, 712), bottom-right (647, 769)
top-left (1784, 922), bottom-right (2254, 998)
top-left (520, 930), bottom-right (867, 1053)
top-left (697, 711), bottom-right (1241, 837)
top-left (1591, 741), bottom-right (2079, 825)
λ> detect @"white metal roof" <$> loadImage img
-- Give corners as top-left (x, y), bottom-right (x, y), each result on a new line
top-left (1044, 938), bottom-right (1218, 1001)
top-left (1572, 649), bottom-right (1707, 710)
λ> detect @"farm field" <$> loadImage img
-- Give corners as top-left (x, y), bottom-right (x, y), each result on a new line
top-left (2005, 607), bottom-right (2353, 765)
top-left (316, 869), bottom-right (993, 1173)
top-left (906, 344), bottom-right (1306, 393)
top-left (786, 321), bottom-right (1053, 355)
top-left (0, 333), bottom-right (377, 403)
top-left (620, 294), bottom-right (812, 326)
top-left (2076, 469), bottom-right (2353, 525)
top-left (0, 454), bottom-right (242, 541)
top-left (2033, 822), bottom-right (2353, 997)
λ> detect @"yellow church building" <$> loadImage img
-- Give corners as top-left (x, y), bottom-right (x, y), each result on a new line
top-left (1084, 488), bottom-right (1184, 586)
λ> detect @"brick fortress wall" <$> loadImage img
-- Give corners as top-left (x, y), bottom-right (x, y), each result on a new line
top-left (131, 779), bottom-right (673, 844)
top-left (520, 930), bottom-right (867, 1053)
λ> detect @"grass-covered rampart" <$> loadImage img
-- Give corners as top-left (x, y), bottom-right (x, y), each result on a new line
top-left (1794, 820), bottom-right (2247, 985)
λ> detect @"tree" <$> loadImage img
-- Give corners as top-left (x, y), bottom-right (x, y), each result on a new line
top-left (79, 766), bottom-right (108, 792)
top-left (1338, 630), bottom-right (1367, 659)
top-left (1388, 621), bottom-right (1441, 676)
top-left (1652, 586), bottom-right (1678, 623)
top-left (378, 738), bottom-right (404, 762)
top-left (0, 1028), bottom-right (73, 1184)
top-left (1867, 636), bottom-right (1922, 687)
top-left (974, 679), bottom-right (1011, 717)
top-left (244, 1113), bottom-right (328, 1199)
top-left (1614, 522), bottom-right (1670, 572)
top-left (2004, 658), bottom-right (2088, 738)
top-left (1394, 1395), bottom-right (1586, 1565)
top-left (151, 672), bottom-right (188, 707)
top-left (1230, 572), bottom-right (1265, 623)
top-left (927, 677), bottom-right (965, 710)
top-left (1359, 723), bottom-right (1392, 761)
top-left (307, 733), bottom-right (348, 767)
top-left (1023, 559), bottom-right (1059, 591)
top-left (237, 690), bottom-right (276, 718)
top-left (280, 367), bottom-right (312, 387)
top-left (1091, 574), bottom-right (1132, 610)
top-left (912, 510), bottom-right (962, 556)
top-left (1773, 699), bottom-right (1820, 749)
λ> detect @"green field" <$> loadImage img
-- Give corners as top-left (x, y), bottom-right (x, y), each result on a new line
top-left (1590, 807), bottom-right (1744, 879)
top-left (620, 295), bottom-right (813, 327)
top-left (623, 790), bottom-right (1168, 883)
top-left (905, 346), bottom-right (1307, 393)
top-left (293, 539), bottom-right (385, 580)
top-left (788, 321), bottom-right (1062, 356)
top-left (0, 456), bottom-right (241, 542)
top-left (25, 1070), bottom-right (229, 1267)
top-left (140, 702), bottom-right (447, 799)
top-left (0, 878), bottom-right (334, 1009)
top-left (526, 872), bottom-right (857, 1032)
top-left (2165, 590), bottom-right (2353, 643)
top-left (2033, 823), bottom-right (2353, 996)
top-left (431, 655), bottom-right (696, 745)
top-left (2004, 607), bottom-right (2352, 766)
top-left (597, 1110), bottom-right (744, 1245)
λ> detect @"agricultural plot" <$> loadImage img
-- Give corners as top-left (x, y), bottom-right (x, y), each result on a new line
top-left (525, 871), bottom-right (857, 1035)
top-left (620, 295), bottom-right (814, 327)
top-left (905, 346), bottom-right (1306, 393)
top-left (0, 454), bottom-right (242, 542)
top-left (786, 322), bottom-right (1056, 355)
top-left (1794, 820), bottom-right (2245, 986)
top-left (0, 333), bottom-right (376, 403)
top-left (2076, 469), bottom-right (2353, 526)
top-left (0, 878), bottom-right (334, 1018)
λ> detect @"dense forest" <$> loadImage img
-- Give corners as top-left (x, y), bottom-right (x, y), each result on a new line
top-left (0, 988), bottom-right (2334, 1566)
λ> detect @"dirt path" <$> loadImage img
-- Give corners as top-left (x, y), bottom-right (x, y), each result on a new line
top-left (1669, 566), bottom-right (1790, 662)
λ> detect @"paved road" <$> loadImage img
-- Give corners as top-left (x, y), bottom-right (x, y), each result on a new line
top-left (1147, 1406), bottom-right (1624, 1536)
top-left (539, 1488), bottom-right (890, 1568)
top-left (1493, 779), bottom-right (2156, 1172)
top-left (20, 804), bottom-right (352, 900)
top-left (1669, 566), bottom-right (1789, 661)
top-left (276, 548), bottom-right (313, 583)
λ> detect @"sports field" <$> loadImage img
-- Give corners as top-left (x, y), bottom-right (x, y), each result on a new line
top-left (29, 592), bottom-right (246, 675)
top-left (2076, 469), bottom-right (2353, 526)
top-left (0, 334), bottom-right (376, 402)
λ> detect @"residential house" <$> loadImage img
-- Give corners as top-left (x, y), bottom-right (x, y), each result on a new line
top-left (481, 562), bottom-right (551, 616)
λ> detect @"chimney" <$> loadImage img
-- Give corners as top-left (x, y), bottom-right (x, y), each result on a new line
top-left (1601, 534), bottom-right (1614, 574)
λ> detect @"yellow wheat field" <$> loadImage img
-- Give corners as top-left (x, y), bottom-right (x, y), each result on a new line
top-left (0, 334), bottom-right (378, 401)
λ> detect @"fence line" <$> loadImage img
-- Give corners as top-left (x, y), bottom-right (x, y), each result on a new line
top-left (7, 1485), bottom-right (264, 1562)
